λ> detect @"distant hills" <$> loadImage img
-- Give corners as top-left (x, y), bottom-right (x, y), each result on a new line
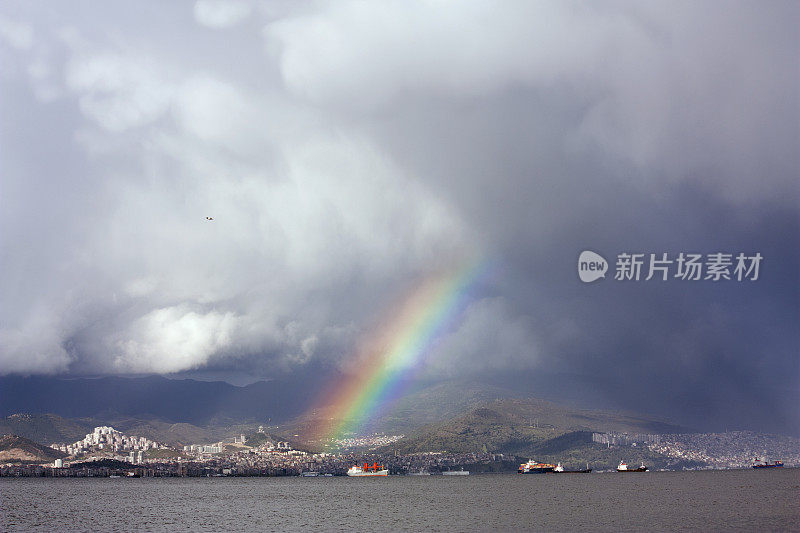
top-left (1, 375), bottom-right (699, 452)
top-left (0, 375), bottom-right (695, 436)
top-left (380, 397), bottom-right (691, 456)
top-left (2, 394), bottom-right (795, 471)
top-left (0, 413), bottom-right (93, 445)
top-left (368, 381), bottom-right (529, 434)
top-left (0, 413), bottom-right (267, 448)
top-left (0, 375), bottom-right (311, 425)
top-left (277, 380), bottom-right (527, 441)
top-left (0, 434), bottom-right (66, 464)
top-left (3, 374), bottom-right (795, 471)
top-left (365, 397), bottom-right (705, 469)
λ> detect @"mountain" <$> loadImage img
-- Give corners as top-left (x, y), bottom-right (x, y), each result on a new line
top-left (0, 375), bottom-right (694, 452)
top-left (382, 397), bottom-right (692, 456)
top-left (1, 375), bottom-right (694, 437)
top-left (276, 379), bottom-right (524, 444)
top-left (0, 375), bottom-right (312, 425)
top-left (369, 380), bottom-right (526, 434)
top-left (0, 414), bottom-right (93, 445)
top-left (0, 413), bottom-right (270, 448)
top-left (0, 434), bottom-right (66, 464)
top-left (98, 417), bottom-right (272, 447)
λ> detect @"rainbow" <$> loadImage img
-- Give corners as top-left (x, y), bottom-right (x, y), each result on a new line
top-left (311, 257), bottom-right (490, 442)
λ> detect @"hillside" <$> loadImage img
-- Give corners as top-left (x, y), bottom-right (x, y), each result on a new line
top-left (515, 431), bottom-right (706, 471)
top-left (276, 380), bottom-right (524, 446)
top-left (104, 418), bottom-right (273, 447)
top-left (0, 414), bottom-right (93, 445)
top-left (369, 380), bottom-right (526, 434)
top-left (382, 398), bottom-right (691, 456)
top-left (1, 381), bottom-right (692, 455)
top-left (0, 412), bottom-right (286, 448)
top-left (101, 418), bottom-right (226, 446)
top-left (1, 376), bottom-right (698, 447)
top-left (0, 434), bottom-right (66, 464)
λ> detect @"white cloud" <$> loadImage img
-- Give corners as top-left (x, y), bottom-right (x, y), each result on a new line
top-left (0, 25), bottom-right (472, 375)
top-left (0, 15), bottom-right (33, 50)
top-left (112, 306), bottom-right (239, 373)
top-left (0, 309), bottom-right (72, 375)
top-left (265, 2), bottom-right (616, 107)
top-left (194, 0), bottom-right (251, 29)
top-left (266, 1), bottom-right (797, 202)
top-left (65, 53), bottom-right (175, 132)
top-left (26, 57), bottom-right (61, 101)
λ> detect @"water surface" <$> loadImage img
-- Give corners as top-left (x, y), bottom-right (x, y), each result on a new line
top-left (2, 469), bottom-right (798, 532)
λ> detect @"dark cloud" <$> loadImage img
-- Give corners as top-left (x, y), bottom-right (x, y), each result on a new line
top-left (0, 1), bottom-right (797, 434)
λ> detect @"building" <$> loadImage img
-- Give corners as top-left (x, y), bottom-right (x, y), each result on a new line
top-left (51, 426), bottom-right (163, 458)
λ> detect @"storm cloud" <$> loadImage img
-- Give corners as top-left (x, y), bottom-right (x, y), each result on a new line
top-left (0, 1), bottom-right (797, 433)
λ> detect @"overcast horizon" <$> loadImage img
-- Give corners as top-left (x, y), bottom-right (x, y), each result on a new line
top-left (1, 1), bottom-right (798, 435)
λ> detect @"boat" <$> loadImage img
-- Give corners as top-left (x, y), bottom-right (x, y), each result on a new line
top-left (617, 461), bottom-right (647, 472)
top-left (407, 470), bottom-right (431, 476)
top-left (300, 471), bottom-right (320, 477)
top-left (518, 460), bottom-right (556, 474)
top-left (347, 462), bottom-right (388, 477)
top-left (752, 460), bottom-right (783, 469)
top-left (553, 462), bottom-right (592, 474)
top-left (442, 468), bottom-right (469, 476)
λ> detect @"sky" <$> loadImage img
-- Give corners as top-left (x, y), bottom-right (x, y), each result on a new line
top-left (1, 1), bottom-right (798, 434)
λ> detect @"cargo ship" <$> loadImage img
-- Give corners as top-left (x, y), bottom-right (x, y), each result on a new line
top-left (518, 460), bottom-right (556, 474)
top-left (752, 460), bottom-right (783, 469)
top-left (347, 462), bottom-right (388, 476)
top-left (553, 463), bottom-right (592, 474)
top-left (617, 461), bottom-right (648, 472)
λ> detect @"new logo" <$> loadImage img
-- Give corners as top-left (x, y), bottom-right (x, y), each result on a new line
top-left (578, 250), bottom-right (608, 283)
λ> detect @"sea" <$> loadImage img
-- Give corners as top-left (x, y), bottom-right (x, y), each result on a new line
top-left (2, 469), bottom-right (798, 532)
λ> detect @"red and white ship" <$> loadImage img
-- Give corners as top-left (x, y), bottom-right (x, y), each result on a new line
top-left (347, 462), bottom-right (388, 476)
